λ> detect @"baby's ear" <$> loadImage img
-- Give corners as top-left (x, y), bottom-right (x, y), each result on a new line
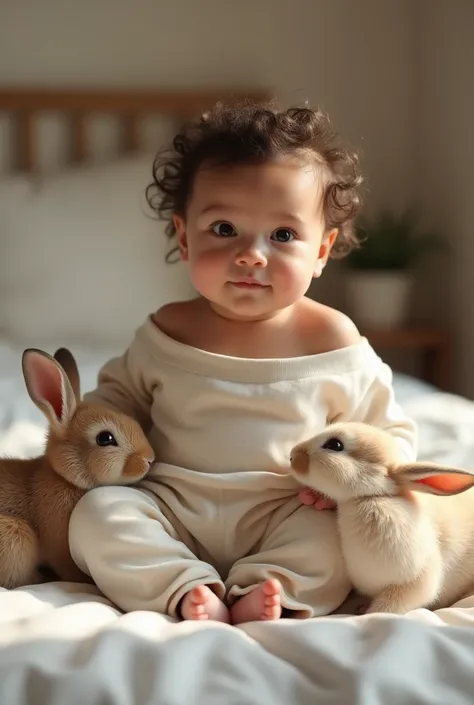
top-left (313, 229), bottom-right (338, 278)
top-left (173, 214), bottom-right (188, 261)
top-left (396, 462), bottom-right (474, 496)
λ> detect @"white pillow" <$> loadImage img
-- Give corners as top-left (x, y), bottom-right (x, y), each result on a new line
top-left (0, 154), bottom-right (195, 348)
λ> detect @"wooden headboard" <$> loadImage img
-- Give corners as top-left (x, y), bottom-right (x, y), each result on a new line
top-left (0, 86), bottom-right (268, 173)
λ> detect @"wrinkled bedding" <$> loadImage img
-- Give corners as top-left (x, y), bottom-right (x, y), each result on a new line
top-left (2, 583), bottom-right (474, 705)
top-left (1, 340), bottom-right (474, 704)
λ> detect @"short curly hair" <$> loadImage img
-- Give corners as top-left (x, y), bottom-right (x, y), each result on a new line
top-left (146, 100), bottom-right (363, 262)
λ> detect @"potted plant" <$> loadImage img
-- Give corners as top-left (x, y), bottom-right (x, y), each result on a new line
top-left (345, 207), bottom-right (444, 329)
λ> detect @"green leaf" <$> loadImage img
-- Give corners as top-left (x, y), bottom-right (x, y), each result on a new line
top-left (347, 206), bottom-right (447, 271)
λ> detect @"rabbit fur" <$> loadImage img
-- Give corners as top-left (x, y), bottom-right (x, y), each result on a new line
top-left (0, 347), bottom-right (154, 589)
top-left (290, 422), bottom-right (474, 614)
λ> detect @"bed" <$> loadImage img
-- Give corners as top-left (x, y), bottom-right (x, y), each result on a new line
top-left (1, 87), bottom-right (474, 705)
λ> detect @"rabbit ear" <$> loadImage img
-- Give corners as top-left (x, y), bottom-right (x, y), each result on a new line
top-left (53, 348), bottom-right (81, 400)
top-left (22, 348), bottom-right (77, 427)
top-left (396, 462), bottom-right (474, 496)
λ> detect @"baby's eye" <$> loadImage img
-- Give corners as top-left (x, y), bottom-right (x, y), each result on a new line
top-left (212, 222), bottom-right (236, 237)
top-left (271, 228), bottom-right (295, 243)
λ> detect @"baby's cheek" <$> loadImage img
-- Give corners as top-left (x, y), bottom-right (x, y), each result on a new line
top-left (190, 250), bottom-right (227, 294)
top-left (274, 258), bottom-right (313, 297)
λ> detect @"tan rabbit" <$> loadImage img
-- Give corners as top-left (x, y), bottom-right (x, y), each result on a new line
top-left (0, 347), bottom-right (155, 589)
top-left (290, 422), bottom-right (474, 614)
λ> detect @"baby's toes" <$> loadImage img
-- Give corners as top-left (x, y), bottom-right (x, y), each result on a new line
top-left (263, 602), bottom-right (281, 620)
top-left (264, 593), bottom-right (280, 607)
top-left (192, 603), bottom-right (206, 617)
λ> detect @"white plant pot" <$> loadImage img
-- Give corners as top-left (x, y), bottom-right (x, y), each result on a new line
top-left (346, 270), bottom-right (412, 329)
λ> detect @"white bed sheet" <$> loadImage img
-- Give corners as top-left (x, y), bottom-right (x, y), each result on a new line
top-left (0, 339), bottom-right (119, 458)
top-left (1, 340), bottom-right (474, 704)
top-left (1, 582), bottom-right (474, 705)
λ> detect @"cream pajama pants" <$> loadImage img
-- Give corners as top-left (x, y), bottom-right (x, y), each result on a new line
top-left (69, 464), bottom-right (350, 619)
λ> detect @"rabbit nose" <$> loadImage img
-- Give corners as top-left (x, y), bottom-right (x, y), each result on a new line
top-left (290, 447), bottom-right (309, 475)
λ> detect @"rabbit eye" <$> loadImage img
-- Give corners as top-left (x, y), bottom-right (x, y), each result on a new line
top-left (322, 438), bottom-right (344, 452)
top-left (96, 431), bottom-right (118, 447)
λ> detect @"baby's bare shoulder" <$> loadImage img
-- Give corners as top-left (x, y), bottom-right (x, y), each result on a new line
top-left (152, 298), bottom-right (202, 343)
top-left (299, 298), bottom-right (361, 353)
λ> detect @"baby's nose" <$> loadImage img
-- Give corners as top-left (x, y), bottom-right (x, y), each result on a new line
top-left (236, 241), bottom-right (268, 267)
top-left (290, 446), bottom-right (309, 475)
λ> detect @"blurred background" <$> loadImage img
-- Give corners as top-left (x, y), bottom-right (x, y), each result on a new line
top-left (0, 0), bottom-right (473, 398)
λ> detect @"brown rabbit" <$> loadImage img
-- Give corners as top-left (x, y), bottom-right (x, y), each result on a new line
top-left (290, 422), bottom-right (474, 614)
top-left (0, 347), bottom-right (155, 589)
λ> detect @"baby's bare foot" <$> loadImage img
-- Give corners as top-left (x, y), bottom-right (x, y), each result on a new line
top-left (230, 579), bottom-right (282, 625)
top-left (180, 585), bottom-right (230, 623)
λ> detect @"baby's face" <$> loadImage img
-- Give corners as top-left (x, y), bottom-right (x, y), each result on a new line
top-left (173, 157), bottom-right (336, 320)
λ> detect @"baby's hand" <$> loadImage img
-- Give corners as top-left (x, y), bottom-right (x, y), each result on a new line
top-left (298, 487), bottom-right (337, 510)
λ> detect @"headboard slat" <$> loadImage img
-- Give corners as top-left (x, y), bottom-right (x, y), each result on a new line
top-left (70, 114), bottom-right (87, 164)
top-left (121, 114), bottom-right (140, 153)
top-left (16, 112), bottom-right (35, 172)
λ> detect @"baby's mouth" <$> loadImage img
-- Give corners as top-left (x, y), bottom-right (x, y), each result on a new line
top-left (230, 277), bottom-right (269, 288)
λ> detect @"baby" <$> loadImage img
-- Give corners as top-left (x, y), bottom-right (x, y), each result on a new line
top-left (68, 101), bottom-right (417, 624)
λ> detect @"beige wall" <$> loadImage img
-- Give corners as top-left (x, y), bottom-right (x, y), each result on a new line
top-left (417, 0), bottom-right (474, 395)
top-left (1, 0), bottom-right (416, 211)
